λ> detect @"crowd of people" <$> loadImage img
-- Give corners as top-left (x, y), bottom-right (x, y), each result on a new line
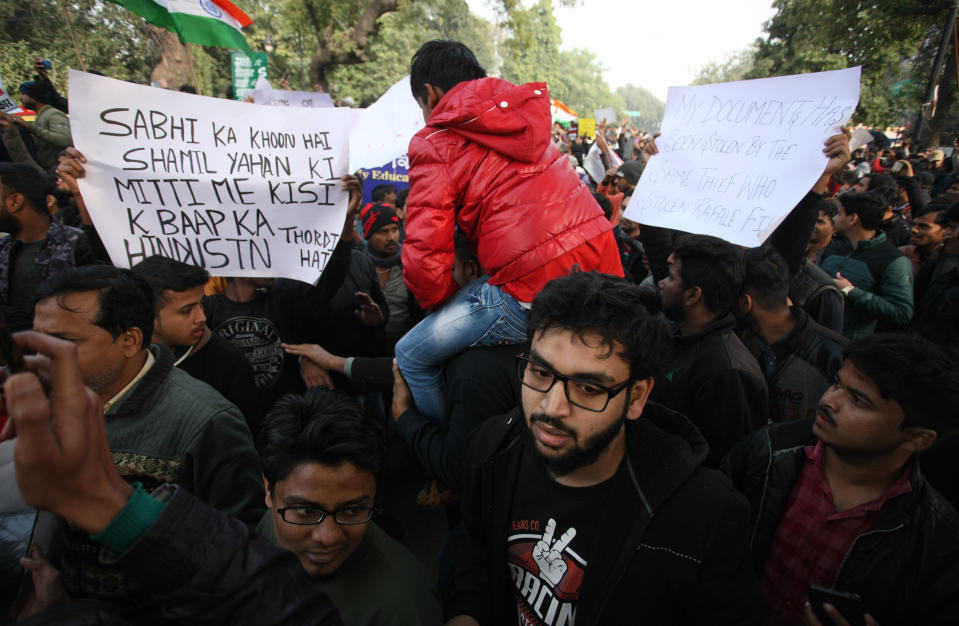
top-left (0, 39), bottom-right (957, 626)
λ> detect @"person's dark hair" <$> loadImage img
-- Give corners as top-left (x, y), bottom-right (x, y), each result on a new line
top-left (42, 173), bottom-right (71, 211)
top-left (865, 174), bottom-right (898, 209)
top-left (936, 203), bottom-right (959, 226)
top-left (178, 84), bottom-right (197, 94)
top-left (371, 184), bottom-right (397, 202)
top-left (395, 188), bottom-right (409, 210)
top-left (591, 191), bottom-right (614, 221)
top-left (131, 256), bottom-right (210, 309)
top-left (528, 271), bottom-right (670, 381)
top-left (912, 205), bottom-right (942, 221)
top-left (410, 40), bottom-right (486, 102)
top-left (838, 191), bottom-right (885, 231)
top-left (742, 246), bottom-right (790, 311)
top-left (820, 197), bottom-right (839, 220)
top-left (836, 169), bottom-right (861, 187)
top-left (671, 234), bottom-right (745, 316)
top-left (844, 334), bottom-right (959, 436)
top-left (35, 265), bottom-right (154, 346)
top-left (258, 389), bottom-right (386, 486)
top-left (0, 162), bottom-right (46, 215)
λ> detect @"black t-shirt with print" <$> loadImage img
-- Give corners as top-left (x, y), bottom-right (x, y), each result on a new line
top-left (506, 445), bottom-right (622, 626)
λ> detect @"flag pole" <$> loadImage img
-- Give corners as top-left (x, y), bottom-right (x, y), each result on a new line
top-left (57, 0), bottom-right (87, 72)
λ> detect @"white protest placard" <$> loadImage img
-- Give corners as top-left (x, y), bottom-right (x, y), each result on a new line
top-left (252, 77), bottom-right (334, 109)
top-left (349, 75), bottom-right (425, 173)
top-left (69, 70), bottom-right (356, 282)
top-left (625, 67), bottom-right (861, 247)
top-left (0, 73), bottom-right (22, 114)
top-left (849, 127), bottom-right (873, 151)
top-left (583, 140), bottom-right (623, 184)
top-left (593, 107), bottom-right (615, 125)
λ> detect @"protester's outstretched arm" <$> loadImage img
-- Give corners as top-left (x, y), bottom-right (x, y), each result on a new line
top-left (0, 115), bottom-right (43, 171)
top-left (57, 149), bottom-right (112, 263)
top-left (56, 148), bottom-right (93, 225)
top-left (303, 175), bottom-right (359, 307)
top-left (767, 128), bottom-right (850, 275)
top-left (5, 331), bottom-right (343, 626)
top-left (282, 343), bottom-right (394, 393)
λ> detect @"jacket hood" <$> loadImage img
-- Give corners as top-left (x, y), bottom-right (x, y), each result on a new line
top-left (626, 401), bottom-right (711, 511)
top-left (425, 77), bottom-right (552, 164)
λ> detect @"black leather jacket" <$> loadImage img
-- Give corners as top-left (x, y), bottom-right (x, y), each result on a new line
top-left (723, 419), bottom-right (959, 625)
top-left (22, 486), bottom-right (343, 625)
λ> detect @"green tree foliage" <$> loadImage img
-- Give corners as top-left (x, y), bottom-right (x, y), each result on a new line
top-left (549, 49), bottom-right (624, 117)
top-left (615, 84), bottom-right (664, 132)
top-left (0, 1), bottom-right (157, 97)
top-left (692, 45), bottom-right (756, 86)
top-left (327, 0), bottom-right (498, 105)
top-left (498, 0), bottom-right (561, 86)
top-left (4, 0), bottom-right (668, 137)
top-left (747, 0), bottom-right (953, 134)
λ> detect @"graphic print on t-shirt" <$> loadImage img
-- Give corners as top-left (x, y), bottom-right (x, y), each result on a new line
top-left (508, 517), bottom-right (585, 626)
top-left (213, 316), bottom-right (283, 390)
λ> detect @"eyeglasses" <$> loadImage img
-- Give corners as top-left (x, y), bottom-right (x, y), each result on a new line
top-left (516, 354), bottom-right (632, 412)
top-left (276, 504), bottom-right (377, 526)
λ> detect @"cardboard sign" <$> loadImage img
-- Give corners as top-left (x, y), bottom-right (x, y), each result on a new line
top-left (356, 154), bottom-right (410, 204)
top-left (230, 52), bottom-right (268, 100)
top-left (349, 75), bottom-right (425, 173)
top-left (578, 118), bottom-right (596, 138)
top-left (251, 77), bottom-right (333, 108)
top-left (69, 70), bottom-right (356, 282)
top-left (625, 67), bottom-right (861, 246)
top-left (0, 72), bottom-right (22, 114)
top-left (594, 107), bottom-right (615, 125)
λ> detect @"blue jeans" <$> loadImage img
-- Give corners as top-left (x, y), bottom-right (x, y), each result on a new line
top-left (395, 277), bottom-right (528, 423)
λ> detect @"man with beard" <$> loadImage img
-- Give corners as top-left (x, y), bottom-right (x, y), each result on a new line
top-left (0, 162), bottom-right (106, 330)
top-left (445, 271), bottom-right (762, 626)
top-left (652, 234), bottom-right (768, 466)
top-left (723, 334), bottom-right (959, 626)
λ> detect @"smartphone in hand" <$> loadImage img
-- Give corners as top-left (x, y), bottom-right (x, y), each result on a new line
top-left (808, 584), bottom-right (866, 626)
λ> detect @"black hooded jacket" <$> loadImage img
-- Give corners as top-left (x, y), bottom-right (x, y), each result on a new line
top-left (446, 402), bottom-right (763, 625)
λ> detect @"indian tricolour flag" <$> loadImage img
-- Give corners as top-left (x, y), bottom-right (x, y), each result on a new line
top-left (551, 99), bottom-right (578, 124)
top-left (109, 0), bottom-right (253, 54)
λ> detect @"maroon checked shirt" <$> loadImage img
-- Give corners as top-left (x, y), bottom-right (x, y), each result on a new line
top-left (759, 441), bottom-right (913, 626)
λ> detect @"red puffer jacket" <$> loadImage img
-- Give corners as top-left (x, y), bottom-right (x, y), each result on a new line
top-left (401, 77), bottom-right (622, 311)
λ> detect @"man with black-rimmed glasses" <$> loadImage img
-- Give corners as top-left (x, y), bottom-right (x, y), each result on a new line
top-left (256, 388), bottom-right (441, 625)
top-left (445, 271), bottom-right (762, 626)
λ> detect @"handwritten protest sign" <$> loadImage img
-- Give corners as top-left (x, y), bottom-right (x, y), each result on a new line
top-left (578, 118), bottom-right (595, 138)
top-left (625, 67), bottom-right (860, 246)
top-left (594, 107), bottom-right (615, 125)
top-left (69, 70), bottom-right (355, 282)
top-left (0, 73), bottom-right (22, 114)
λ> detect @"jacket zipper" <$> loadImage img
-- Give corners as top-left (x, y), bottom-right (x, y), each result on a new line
top-left (832, 522), bottom-right (905, 587)
top-left (461, 105), bottom-right (497, 126)
top-left (749, 433), bottom-right (775, 551)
